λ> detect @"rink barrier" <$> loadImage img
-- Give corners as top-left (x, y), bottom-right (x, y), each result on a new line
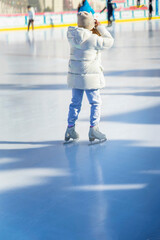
top-left (0, 17), bottom-right (160, 31)
top-left (0, 9), bottom-right (160, 31)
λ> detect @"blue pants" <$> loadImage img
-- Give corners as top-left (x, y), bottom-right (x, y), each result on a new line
top-left (68, 89), bottom-right (102, 127)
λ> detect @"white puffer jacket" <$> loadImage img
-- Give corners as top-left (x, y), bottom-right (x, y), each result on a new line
top-left (67, 25), bottom-right (114, 89)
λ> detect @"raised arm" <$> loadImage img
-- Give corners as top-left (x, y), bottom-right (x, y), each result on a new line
top-left (94, 24), bottom-right (114, 50)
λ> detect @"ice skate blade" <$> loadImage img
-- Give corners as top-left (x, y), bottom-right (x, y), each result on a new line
top-left (63, 139), bottom-right (79, 145)
top-left (65, 136), bottom-right (70, 141)
top-left (88, 138), bottom-right (107, 146)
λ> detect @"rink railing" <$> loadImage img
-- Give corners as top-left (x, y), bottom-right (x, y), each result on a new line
top-left (0, 7), bottom-right (160, 31)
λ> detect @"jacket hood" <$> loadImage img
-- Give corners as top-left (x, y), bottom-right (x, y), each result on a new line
top-left (67, 26), bottom-right (92, 47)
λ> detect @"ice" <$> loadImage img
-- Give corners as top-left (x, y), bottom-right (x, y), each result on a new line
top-left (0, 20), bottom-right (160, 240)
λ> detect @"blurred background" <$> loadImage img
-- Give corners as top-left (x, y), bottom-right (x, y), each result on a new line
top-left (0, 0), bottom-right (105, 14)
top-left (0, 0), bottom-right (159, 30)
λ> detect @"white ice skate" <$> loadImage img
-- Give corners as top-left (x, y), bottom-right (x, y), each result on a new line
top-left (64, 126), bottom-right (79, 143)
top-left (89, 125), bottom-right (107, 144)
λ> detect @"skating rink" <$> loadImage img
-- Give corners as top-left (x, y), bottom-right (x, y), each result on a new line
top-left (0, 20), bottom-right (160, 240)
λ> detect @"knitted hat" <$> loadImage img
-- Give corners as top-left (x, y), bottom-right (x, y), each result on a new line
top-left (77, 11), bottom-right (95, 30)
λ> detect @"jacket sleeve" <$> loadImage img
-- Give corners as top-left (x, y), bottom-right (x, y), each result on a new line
top-left (94, 25), bottom-right (114, 50)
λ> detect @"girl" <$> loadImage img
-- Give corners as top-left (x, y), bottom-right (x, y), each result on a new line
top-left (65, 11), bottom-right (114, 142)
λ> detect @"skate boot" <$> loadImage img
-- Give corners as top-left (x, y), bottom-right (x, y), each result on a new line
top-left (89, 125), bottom-right (106, 142)
top-left (65, 126), bottom-right (79, 142)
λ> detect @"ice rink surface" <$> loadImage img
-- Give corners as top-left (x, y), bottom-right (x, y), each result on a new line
top-left (0, 20), bottom-right (160, 240)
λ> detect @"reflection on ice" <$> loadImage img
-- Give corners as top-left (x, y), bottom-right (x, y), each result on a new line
top-left (0, 143), bottom-right (52, 150)
top-left (0, 158), bottom-right (18, 165)
top-left (67, 184), bottom-right (147, 191)
top-left (0, 168), bottom-right (70, 193)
